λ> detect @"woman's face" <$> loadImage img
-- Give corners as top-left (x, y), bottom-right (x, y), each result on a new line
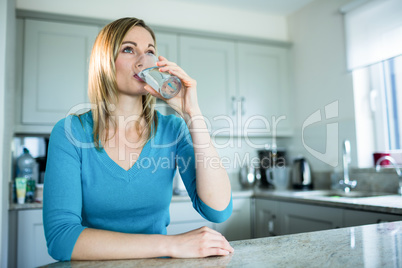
top-left (115, 26), bottom-right (156, 96)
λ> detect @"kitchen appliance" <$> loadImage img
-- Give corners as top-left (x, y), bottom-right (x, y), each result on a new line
top-left (239, 164), bottom-right (256, 189)
top-left (291, 157), bottom-right (313, 190)
top-left (173, 168), bottom-right (187, 195)
top-left (258, 149), bottom-right (286, 188)
top-left (268, 166), bottom-right (290, 190)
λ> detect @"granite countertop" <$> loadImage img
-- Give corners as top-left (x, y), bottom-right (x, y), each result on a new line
top-left (41, 220), bottom-right (402, 267)
top-left (253, 189), bottom-right (402, 215)
top-left (10, 188), bottom-right (402, 215)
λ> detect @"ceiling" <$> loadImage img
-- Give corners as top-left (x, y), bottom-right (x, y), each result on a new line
top-left (170, 0), bottom-right (316, 16)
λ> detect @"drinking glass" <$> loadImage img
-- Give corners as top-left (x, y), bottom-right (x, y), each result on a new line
top-left (138, 53), bottom-right (182, 99)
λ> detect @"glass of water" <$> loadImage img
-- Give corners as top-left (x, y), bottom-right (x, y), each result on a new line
top-left (138, 53), bottom-right (182, 99)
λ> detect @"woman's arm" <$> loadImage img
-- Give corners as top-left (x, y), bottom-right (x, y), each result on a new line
top-left (71, 226), bottom-right (233, 260)
top-left (45, 117), bottom-right (233, 261)
top-left (145, 56), bottom-right (232, 211)
top-left (184, 109), bottom-right (232, 210)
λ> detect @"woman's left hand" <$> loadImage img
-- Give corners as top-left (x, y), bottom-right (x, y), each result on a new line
top-left (143, 56), bottom-right (201, 119)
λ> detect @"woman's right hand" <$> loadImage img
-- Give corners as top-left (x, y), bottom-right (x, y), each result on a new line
top-left (168, 226), bottom-right (234, 258)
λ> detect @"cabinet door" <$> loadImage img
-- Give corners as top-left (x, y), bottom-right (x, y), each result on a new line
top-left (154, 32), bottom-right (178, 63)
top-left (18, 210), bottom-right (56, 268)
top-left (343, 209), bottom-right (402, 227)
top-left (215, 198), bottom-right (251, 241)
top-left (278, 201), bottom-right (343, 235)
top-left (237, 43), bottom-right (292, 136)
top-left (22, 19), bottom-right (98, 125)
top-left (179, 36), bottom-right (236, 133)
top-left (167, 201), bottom-right (213, 235)
top-left (254, 199), bottom-right (279, 237)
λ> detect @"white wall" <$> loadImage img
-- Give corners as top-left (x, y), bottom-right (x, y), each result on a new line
top-left (287, 0), bottom-right (356, 172)
top-left (0, 0), bottom-right (6, 262)
top-left (1, 0), bottom-right (16, 266)
top-left (16, 0), bottom-right (289, 41)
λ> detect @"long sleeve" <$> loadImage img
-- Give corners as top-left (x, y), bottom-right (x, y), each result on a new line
top-left (43, 116), bottom-right (86, 261)
top-left (175, 117), bottom-right (232, 223)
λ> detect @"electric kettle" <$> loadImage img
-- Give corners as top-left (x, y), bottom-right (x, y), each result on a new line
top-left (291, 157), bottom-right (313, 190)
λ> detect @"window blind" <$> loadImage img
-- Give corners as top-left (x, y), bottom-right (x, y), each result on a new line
top-left (342, 0), bottom-right (402, 71)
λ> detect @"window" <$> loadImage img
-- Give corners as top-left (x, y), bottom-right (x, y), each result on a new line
top-left (343, 0), bottom-right (402, 167)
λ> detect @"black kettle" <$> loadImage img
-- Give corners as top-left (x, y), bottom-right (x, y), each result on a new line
top-left (291, 157), bottom-right (313, 190)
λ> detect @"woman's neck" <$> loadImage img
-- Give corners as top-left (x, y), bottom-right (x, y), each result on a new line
top-left (111, 94), bottom-right (144, 130)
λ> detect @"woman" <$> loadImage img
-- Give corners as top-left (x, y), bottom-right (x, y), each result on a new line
top-left (43, 17), bottom-right (233, 261)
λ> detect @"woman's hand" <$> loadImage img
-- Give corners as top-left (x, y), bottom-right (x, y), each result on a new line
top-left (168, 226), bottom-right (234, 258)
top-left (143, 56), bottom-right (201, 119)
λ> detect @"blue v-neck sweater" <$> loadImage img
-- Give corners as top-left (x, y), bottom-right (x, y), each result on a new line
top-left (43, 111), bottom-right (232, 261)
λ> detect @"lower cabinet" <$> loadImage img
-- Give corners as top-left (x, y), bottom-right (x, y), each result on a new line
top-left (16, 210), bottom-right (56, 268)
top-left (254, 198), bottom-right (402, 238)
top-left (278, 201), bottom-right (343, 235)
top-left (168, 197), bottom-right (252, 241)
top-left (215, 198), bottom-right (251, 241)
top-left (343, 209), bottom-right (402, 227)
top-left (167, 201), bottom-right (214, 235)
top-left (254, 199), bottom-right (279, 237)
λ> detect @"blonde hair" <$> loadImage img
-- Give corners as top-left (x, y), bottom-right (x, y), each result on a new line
top-left (88, 17), bottom-right (158, 149)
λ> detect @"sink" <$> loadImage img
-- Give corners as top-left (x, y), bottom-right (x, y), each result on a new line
top-left (292, 190), bottom-right (392, 199)
top-left (318, 191), bottom-right (391, 198)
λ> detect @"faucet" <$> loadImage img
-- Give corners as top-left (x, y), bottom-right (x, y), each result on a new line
top-left (375, 155), bottom-right (402, 195)
top-left (339, 140), bottom-right (357, 192)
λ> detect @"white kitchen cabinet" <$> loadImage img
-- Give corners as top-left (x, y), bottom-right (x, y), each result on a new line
top-left (343, 209), bottom-right (402, 227)
top-left (168, 198), bottom-right (252, 241)
top-left (21, 19), bottom-right (98, 126)
top-left (215, 197), bottom-right (252, 241)
top-left (278, 201), bottom-right (343, 235)
top-left (179, 36), bottom-right (292, 136)
top-left (153, 32), bottom-right (178, 117)
top-left (167, 201), bottom-right (214, 235)
top-left (154, 31), bottom-right (178, 63)
top-left (179, 36), bottom-right (237, 133)
top-left (17, 209), bottom-right (55, 268)
top-left (254, 199), bottom-right (279, 237)
top-left (237, 43), bottom-right (292, 136)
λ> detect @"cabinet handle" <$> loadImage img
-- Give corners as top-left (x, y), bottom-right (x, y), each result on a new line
top-left (268, 215), bottom-right (275, 235)
top-left (240, 97), bottom-right (245, 116)
top-left (231, 96), bottom-right (237, 116)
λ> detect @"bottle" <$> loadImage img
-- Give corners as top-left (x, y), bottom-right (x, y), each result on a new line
top-left (16, 148), bottom-right (36, 203)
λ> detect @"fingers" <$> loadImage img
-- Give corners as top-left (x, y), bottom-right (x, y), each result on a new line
top-left (156, 56), bottom-right (191, 80)
top-left (170, 226), bottom-right (234, 258)
top-left (194, 226), bottom-right (235, 256)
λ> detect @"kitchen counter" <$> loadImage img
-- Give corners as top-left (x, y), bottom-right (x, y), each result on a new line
top-left (10, 188), bottom-right (402, 216)
top-left (41, 220), bottom-right (402, 267)
top-left (254, 189), bottom-right (402, 215)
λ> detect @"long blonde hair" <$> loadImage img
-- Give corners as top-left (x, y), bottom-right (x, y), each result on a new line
top-left (88, 17), bottom-right (158, 149)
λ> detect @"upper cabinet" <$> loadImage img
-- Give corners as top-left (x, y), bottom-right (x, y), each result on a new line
top-left (179, 36), bottom-right (236, 133)
top-left (15, 14), bottom-right (292, 137)
top-left (154, 31), bottom-right (178, 63)
top-left (179, 36), bottom-right (292, 136)
top-left (16, 19), bottom-right (99, 132)
top-left (237, 43), bottom-right (292, 136)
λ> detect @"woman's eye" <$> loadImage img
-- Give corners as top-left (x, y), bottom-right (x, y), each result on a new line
top-left (146, 51), bottom-right (155, 56)
top-left (122, 47), bottom-right (134, 53)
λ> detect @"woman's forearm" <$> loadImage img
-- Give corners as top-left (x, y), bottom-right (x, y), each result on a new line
top-left (71, 226), bottom-right (233, 260)
top-left (185, 108), bottom-right (232, 211)
top-left (71, 228), bottom-right (172, 260)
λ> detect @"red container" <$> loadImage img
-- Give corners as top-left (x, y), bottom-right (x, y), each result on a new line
top-left (373, 152), bottom-right (391, 166)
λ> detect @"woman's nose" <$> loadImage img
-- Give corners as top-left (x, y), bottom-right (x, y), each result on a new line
top-left (135, 53), bottom-right (156, 71)
top-left (135, 54), bottom-right (146, 70)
